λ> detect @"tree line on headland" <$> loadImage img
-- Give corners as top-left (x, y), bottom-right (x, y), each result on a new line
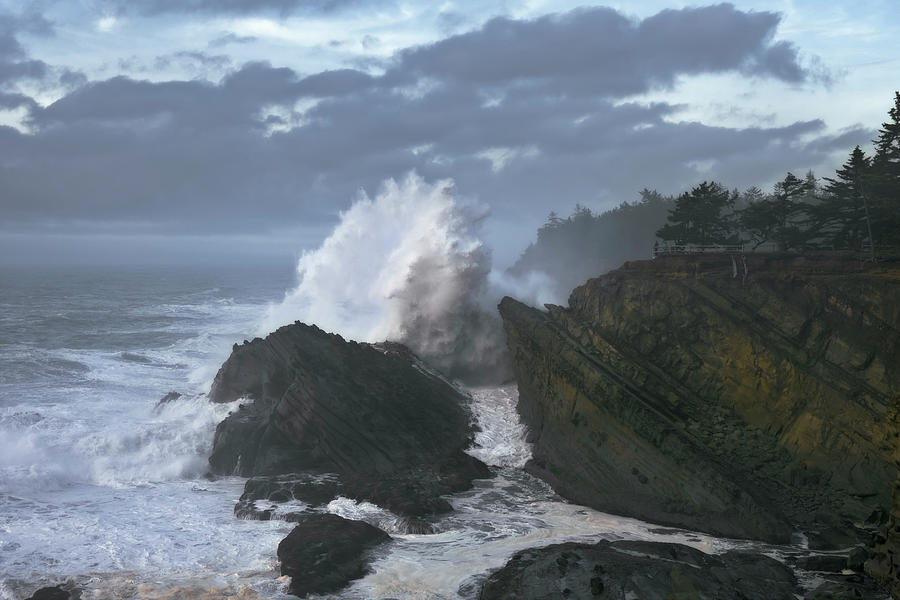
top-left (511, 92), bottom-right (900, 295)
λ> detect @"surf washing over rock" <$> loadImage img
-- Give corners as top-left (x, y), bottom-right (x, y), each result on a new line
top-left (260, 173), bottom-right (553, 385)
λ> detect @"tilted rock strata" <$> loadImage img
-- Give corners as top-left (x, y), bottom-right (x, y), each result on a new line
top-left (208, 322), bottom-right (489, 516)
top-left (500, 254), bottom-right (900, 546)
top-left (478, 540), bottom-right (798, 600)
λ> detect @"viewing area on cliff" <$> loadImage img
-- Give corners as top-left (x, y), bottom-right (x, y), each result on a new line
top-left (651, 241), bottom-right (898, 261)
top-left (651, 241), bottom-right (791, 258)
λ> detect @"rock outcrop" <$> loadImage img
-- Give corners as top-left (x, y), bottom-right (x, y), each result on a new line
top-left (479, 540), bottom-right (798, 600)
top-left (277, 513), bottom-right (390, 598)
top-left (499, 254), bottom-right (900, 547)
top-left (208, 322), bottom-right (489, 516)
top-left (25, 587), bottom-right (74, 600)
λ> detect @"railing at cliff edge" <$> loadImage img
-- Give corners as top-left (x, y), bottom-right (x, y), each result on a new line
top-left (651, 243), bottom-right (751, 258)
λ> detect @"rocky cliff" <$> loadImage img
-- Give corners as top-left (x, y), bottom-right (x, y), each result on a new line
top-left (207, 321), bottom-right (489, 516)
top-left (499, 254), bottom-right (900, 547)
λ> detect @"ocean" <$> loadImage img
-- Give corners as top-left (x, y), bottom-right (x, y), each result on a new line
top-left (0, 263), bottom-right (774, 599)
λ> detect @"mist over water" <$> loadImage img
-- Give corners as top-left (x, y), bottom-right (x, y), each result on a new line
top-left (261, 173), bottom-right (554, 384)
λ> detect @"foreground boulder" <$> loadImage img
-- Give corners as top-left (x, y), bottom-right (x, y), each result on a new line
top-left (479, 540), bottom-right (797, 599)
top-left (208, 322), bottom-right (489, 516)
top-left (25, 588), bottom-right (69, 600)
top-left (500, 255), bottom-right (899, 546)
top-left (277, 513), bottom-right (390, 598)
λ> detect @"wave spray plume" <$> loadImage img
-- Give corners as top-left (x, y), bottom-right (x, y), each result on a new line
top-left (261, 173), bottom-right (511, 384)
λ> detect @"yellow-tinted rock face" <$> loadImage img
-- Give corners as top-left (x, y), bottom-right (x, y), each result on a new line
top-left (499, 254), bottom-right (900, 549)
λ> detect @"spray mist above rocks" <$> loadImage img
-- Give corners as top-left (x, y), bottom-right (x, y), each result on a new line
top-left (261, 173), bottom-right (518, 384)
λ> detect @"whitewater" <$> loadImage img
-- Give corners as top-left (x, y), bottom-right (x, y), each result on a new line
top-left (1, 175), bottom-right (782, 599)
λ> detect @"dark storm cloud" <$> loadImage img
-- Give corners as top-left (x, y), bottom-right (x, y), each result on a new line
top-left (0, 90), bottom-right (39, 110)
top-left (1, 4), bottom-right (855, 247)
top-left (388, 4), bottom-right (810, 94)
top-left (0, 11), bottom-right (49, 86)
top-left (0, 9), bottom-right (83, 92)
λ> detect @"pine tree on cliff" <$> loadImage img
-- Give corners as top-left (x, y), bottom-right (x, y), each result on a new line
top-left (771, 172), bottom-right (814, 250)
top-left (736, 173), bottom-right (812, 251)
top-left (869, 91), bottom-right (900, 249)
top-left (739, 195), bottom-right (778, 250)
top-left (656, 181), bottom-right (736, 246)
top-left (818, 146), bottom-right (873, 250)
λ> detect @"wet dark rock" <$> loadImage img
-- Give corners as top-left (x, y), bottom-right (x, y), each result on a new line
top-left (277, 513), bottom-right (390, 598)
top-left (804, 575), bottom-right (890, 599)
top-left (120, 352), bottom-right (153, 364)
top-left (153, 391), bottom-right (185, 412)
top-left (478, 540), bottom-right (797, 600)
top-left (152, 391), bottom-right (183, 412)
top-left (234, 473), bottom-right (341, 520)
top-left (394, 516), bottom-right (437, 535)
top-left (158, 391), bottom-right (182, 403)
top-left (26, 585), bottom-right (79, 600)
top-left (208, 322), bottom-right (489, 517)
top-left (499, 255), bottom-right (900, 546)
top-left (233, 473), bottom-right (439, 533)
top-left (847, 545), bottom-right (868, 572)
top-left (797, 553), bottom-right (851, 573)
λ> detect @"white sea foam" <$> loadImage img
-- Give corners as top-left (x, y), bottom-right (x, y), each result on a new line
top-left (260, 172), bottom-right (524, 383)
top-left (0, 271), bottom-right (293, 592)
top-left (466, 385), bottom-right (532, 468)
top-left (326, 496), bottom-right (412, 535)
top-left (340, 469), bottom-right (763, 600)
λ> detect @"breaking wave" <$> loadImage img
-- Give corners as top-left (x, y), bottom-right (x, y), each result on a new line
top-left (261, 172), bottom-right (514, 384)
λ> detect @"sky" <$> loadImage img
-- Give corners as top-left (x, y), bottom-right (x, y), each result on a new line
top-left (0, 0), bottom-right (897, 267)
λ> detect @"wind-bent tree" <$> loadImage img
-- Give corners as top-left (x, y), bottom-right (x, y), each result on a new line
top-left (656, 181), bottom-right (736, 246)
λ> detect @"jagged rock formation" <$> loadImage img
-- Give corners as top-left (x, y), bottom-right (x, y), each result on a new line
top-left (499, 254), bottom-right (900, 547)
top-left (208, 322), bottom-right (489, 516)
top-left (478, 540), bottom-right (797, 600)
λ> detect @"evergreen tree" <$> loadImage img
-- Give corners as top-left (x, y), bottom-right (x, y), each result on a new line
top-left (735, 186), bottom-right (770, 249)
top-left (739, 196), bottom-right (779, 250)
top-left (770, 172), bottom-right (813, 250)
top-left (869, 91), bottom-right (900, 249)
top-left (738, 173), bottom-right (812, 251)
top-left (740, 186), bottom-right (766, 208)
top-left (656, 181), bottom-right (736, 245)
top-left (819, 146), bottom-right (872, 250)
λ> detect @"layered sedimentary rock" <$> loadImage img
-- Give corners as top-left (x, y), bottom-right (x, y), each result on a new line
top-left (208, 322), bottom-right (489, 516)
top-left (479, 540), bottom-right (797, 600)
top-left (499, 254), bottom-right (900, 546)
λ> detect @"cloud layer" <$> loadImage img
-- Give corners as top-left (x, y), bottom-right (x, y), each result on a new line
top-left (0, 3), bottom-right (866, 260)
